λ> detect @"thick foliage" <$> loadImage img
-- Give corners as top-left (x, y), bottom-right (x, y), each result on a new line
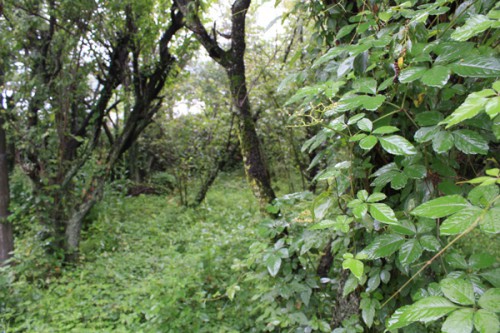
top-left (247, 0), bottom-right (500, 332)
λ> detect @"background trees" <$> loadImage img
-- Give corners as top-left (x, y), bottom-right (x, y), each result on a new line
top-left (1, 0), bottom-right (189, 259)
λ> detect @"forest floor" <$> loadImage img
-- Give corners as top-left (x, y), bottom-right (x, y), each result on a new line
top-left (1, 172), bottom-right (268, 332)
top-left (1, 171), bottom-right (498, 332)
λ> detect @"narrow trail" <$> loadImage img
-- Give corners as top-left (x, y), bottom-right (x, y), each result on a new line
top-left (5, 174), bottom-right (262, 332)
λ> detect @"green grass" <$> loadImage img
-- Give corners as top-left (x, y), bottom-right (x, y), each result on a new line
top-left (1, 172), bottom-right (263, 332)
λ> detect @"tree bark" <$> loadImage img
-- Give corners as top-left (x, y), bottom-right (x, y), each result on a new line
top-left (0, 115), bottom-right (13, 264)
top-left (331, 270), bottom-right (360, 328)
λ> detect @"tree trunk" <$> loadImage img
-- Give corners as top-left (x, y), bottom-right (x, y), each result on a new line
top-left (193, 141), bottom-right (239, 206)
top-left (331, 270), bottom-right (360, 328)
top-left (176, 0), bottom-right (277, 212)
top-left (0, 116), bottom-right (13, 264)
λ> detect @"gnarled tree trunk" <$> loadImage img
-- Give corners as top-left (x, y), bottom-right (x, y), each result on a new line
top-left (176, 0), bottom-right (277, 212)
top-left (0, 115), bottom-right (13, 264)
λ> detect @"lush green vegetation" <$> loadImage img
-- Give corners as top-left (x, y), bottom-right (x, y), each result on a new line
top-left (1, 0), bottom-right (499, 332)
top-left (1, 172), bottom-right (262, 332)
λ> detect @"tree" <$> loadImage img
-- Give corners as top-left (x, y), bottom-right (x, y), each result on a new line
top-left (174, 0), bottom-right (277, 211)
top-left (2, 0), bottom-right (188, 259)
top-left (0, 4), bottom-right (13, 265)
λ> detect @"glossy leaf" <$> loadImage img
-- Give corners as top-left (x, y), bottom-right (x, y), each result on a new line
top-left (357, 118), bottom-right (373, 132)
top-left (372, 126), bottom-right (399, 134)
top-left (481, 206), bottom-right (500, 234)
top-left (411, 195), bottom-right (470, 218)
top-left (359, 135), bottom-right (378, 151)
top-left (369, 203), bottom-right (398, 225)
top-left (264, 253), bottom-right (282, 277)
top-left (421, 65), bottom-right (450, 87)
top-left (440, 207), bottom-right (483, 235)
top-left (360, 234), bottom-right (405, 259)
top-left (474, 309), bottom-right (500, 333)
top-left (441, 92), bottom-right (490, 128)
top-left (398, 239), bottom-right (423, 266)
top-left (451, 56), bottom-right (500, 78)
top-left (379, 135), bottom-right (417, 155)
top-left (399, 66), bottom-right (427, 83)
top-left (442, 308), bottom-right (474, 333)
top-left (440, 278), bottom-right (475, 305)
top-left (387, 296), bottom-right (459, 329)
top-left (419, 235), bottom-right (441, 252)
top-left (453, 130), bottom-right (489, 155)
top-left (342, 258), bottom-right (364, 280)
top-left (451, 15), bottom-right (497, 41)
top-left (432, 131), bottom-right (454, 153)
top-left (478, 288), bottom-right (500, 313)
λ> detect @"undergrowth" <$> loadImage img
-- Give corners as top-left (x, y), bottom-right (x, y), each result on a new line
top-left (1, 172), bottom-right (263, 332)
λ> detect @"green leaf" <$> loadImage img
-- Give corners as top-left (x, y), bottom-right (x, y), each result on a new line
top-left (353, 78), bottom-right (377, 95)
top-left (359, 135), bottom-right (378, 151)
top-left (369, 203), bottom-right (398, 225)
top-left (481, 268), bottom-right (500, 287)
top-left (469, 253), bottom-right (496, 270)
top-left (313, 193), bottom-right (332, 221)
top-left (388, 296), bottom-right (459, 330)
top-left (359, 95), bottom-right (386, 111)
top-left (336, 24), bottom-right (357, 39)
top-left (441, 92), bottom-right (490, 128)
top-left (416, 111), bottom-right (444, 126)
top-left (485, 97), bottom-right (500, 119)
top-left (350, 133), bottom-right (367, 142)
top-left (379, 135), bottom-right (417, 155)
top-left (372, 126), bottom-right (399, 134)
top-left (264, 253), bottom-right (282, 277)
top-left (360, 234), bottom-right (405, 259)
top-left (391, 219), bottom-right (417, 236)
top-left (451, 56), bottom-right (500, 78)
top-left (481, 206), bottom-right (500, 234)
top-left (442, 308), bottom-right (474, 333)
top-left (338, 56), bottom-right (355, 77)
top-left (353, 203), bottom-right (368, 219)
top-left (451, 15), bottom-right (496, 42)
top-left (367, 192), bottom-right (386, 203)
top-left (478, 289), bottom-right (500, 313)
top-left (446, 252), bottom-right (468, 269)
top-left (432, 131), bottom-right (454, 153)
top-left (399, 239), bottom-right (423, 266)
top-left (361, 297), bottom-right (377, 328)
top-left (419, 235), bottom-right (441, 252)
top-left (440, 278), bottom-right (475, 305)
top-left (440, 207), bottom-right (483, 235)
top-left (342, 258), bottom-right (364, 280)
top-left (399, 66), bottom-right (427, 83)
top-left (474, 309), bottom-right (500, 333)
top-left (357, 118), bottom-right (373, 132)
top-left (434, 42), bottom-right (476, 65)
top-left (468, 184), bottom-right (499, 206)
top-left (308, 219), bottom-right (337, 230)
top-left (453, 130), bottom-right (489, 155)
top-left (404, 164), bottom-right (427, 179)
top-left (421, 65), bottom-right (450, 87)
top-left (342, 274), bottom-right (359, 297)
top-left (391, 172), bottom-right (408, 190)
top-left (414, 126), bottom-right (440, 143)
top-left (411, 195), bottom-right (470, 218)
top-left (348, 113), bottom-right (366, 125)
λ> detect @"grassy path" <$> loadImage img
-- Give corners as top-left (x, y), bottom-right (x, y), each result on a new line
top-left (2, 174), bottom-right (262, 332)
